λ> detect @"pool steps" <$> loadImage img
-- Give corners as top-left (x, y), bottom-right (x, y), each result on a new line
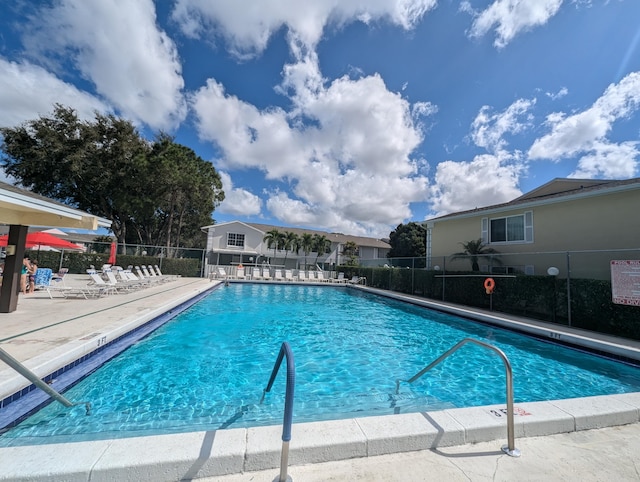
top-left (1, 393), bottom-right (639, 481)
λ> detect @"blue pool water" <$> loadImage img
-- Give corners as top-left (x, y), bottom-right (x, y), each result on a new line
top-left (2, 283), bottom-right (640, 446)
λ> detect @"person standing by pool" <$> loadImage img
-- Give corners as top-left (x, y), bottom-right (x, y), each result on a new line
top-left (20, 255), bottom-right (31, 295)
top-left (27, 259), bottom-right (38, 293)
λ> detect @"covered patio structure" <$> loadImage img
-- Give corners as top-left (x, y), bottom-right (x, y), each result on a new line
top-left (0, 181), bottom-right (111, 313)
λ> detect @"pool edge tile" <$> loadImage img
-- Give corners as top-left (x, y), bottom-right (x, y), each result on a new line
top-left (91, 429), bottom-right (247, 482)
top-left (550, 395), bottom-right (639, 430)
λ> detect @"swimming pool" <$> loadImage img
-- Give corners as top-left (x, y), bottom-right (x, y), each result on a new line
top-left (2, 283), bottom-right (640, 446)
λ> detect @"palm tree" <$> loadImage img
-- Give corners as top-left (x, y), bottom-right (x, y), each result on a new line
top-left (282, 231), bottom-right (299, 267)
top-left (263, 229), bottom-right (284, 263)
top-left (300, 233), bottom-right (314, 270)
top-left (450, 239), bottom-right (501, 272)
top-left (312, 234), bottom-right (331, 268)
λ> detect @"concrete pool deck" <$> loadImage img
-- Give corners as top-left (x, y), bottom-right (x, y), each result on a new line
top-left (1, 276), bottom-right (640, 481)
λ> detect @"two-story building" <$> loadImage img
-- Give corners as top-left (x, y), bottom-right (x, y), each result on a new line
top-left (423, 177), bottom-right (640, 279)
top-left (201, 221), bottom-right (390, 273)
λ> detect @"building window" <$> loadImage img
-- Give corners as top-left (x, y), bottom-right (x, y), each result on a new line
top-left (483, 211), bottom-right (533, 244)
top-left (227, 233), bottom-right (245, 248)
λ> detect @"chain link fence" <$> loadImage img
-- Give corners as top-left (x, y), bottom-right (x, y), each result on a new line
top-left (25, 242), bottom-right (206, 278)
top-left (355, 249), bottom-right (640, 341)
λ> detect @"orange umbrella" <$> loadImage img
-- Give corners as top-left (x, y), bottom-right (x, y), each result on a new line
top-left (108, 242), bottom-right (117, 264)
top-left (0, 232), bottom-right (83, 251)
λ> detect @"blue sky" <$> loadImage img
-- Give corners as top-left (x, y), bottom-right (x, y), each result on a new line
top-left (1, 1), bottom-right (639, 238)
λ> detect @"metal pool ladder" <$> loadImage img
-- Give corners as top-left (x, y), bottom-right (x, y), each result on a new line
top-left (0, 347), bottom-right (91, 414)
top-left (260, 341), bottom-right (296, 482)
top-left (396, 337), bottom-right (520, 457)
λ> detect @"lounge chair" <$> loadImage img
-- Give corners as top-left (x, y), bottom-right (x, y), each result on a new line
top-left (284, 270), bottom-right (294, 281)
top-left (88, 270), bottom-right (122, 295)
top-left (51, 268), bottom-right (69, 286)
top-left (109, 268), bottom-right (145, 291)
top-left (316, 270), bottom-right (330, 282)
top-left (210, 266), bottom-right (227, 281)
top-left (236, 267), bottom-right (246, 279)
top-left (34, 268), bottom-right (53, 291)
top-left (297, 270), bottom-right (308, 282)
top-left (134, 266), bottom-right (162, 285)
top-left (117, 267), bottom-right (149, 288)
top-left (262, 268), bottom-right (272, 281)
top-left (47, 285), bottom-right (108, 299)
top-left (348, 276), bottom-right (366, 285)
top-left (274, 269), bottom-right (284, 281)
top-left (251, 267), bottom-right (262, 280)
top-left (154, 265), bottom-right (179, 280)
top-left (335, 272), bottom-right (347, 283)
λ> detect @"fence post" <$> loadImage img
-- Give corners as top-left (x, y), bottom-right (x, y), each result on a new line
top-left (566, 252), bottom-right (572, 327)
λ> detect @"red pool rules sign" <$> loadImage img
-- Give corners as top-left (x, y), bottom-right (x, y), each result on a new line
top-left (611, 260), bottom-right (640, 306)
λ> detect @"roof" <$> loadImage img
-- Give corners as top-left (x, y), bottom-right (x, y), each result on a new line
top-left (425, 177), bottom-right (640, 223)
top-left (202, 220), bottom-right (391, 249)
top-left (0, 181), bottom-right (112, 230)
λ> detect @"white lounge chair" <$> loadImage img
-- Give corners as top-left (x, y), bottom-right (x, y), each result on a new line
top-left (284, 270), bottom-right (294, 281)
top-left (262, 268), bottom-right (272, 280)
top-left (297, 270), bottom-right (308, 282)
top-left (211, 266), bottom-right (227, 281)
top-left (316, 270), bottom-right (330, 282)
top-left (252, 267), bottom-right (262, 280)
top-left (274, 269), bottom-right (284, 281)
top-left (93, 269), bottom-right (128, 294)
top-left (335, 272), bottom-right (347, 283)
top-left (348, 276), bottom-right (366, 285)
top-left (236, 267), bottom-right (246, 279)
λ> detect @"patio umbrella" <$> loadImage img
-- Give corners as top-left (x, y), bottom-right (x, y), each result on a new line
top-left (108, 242), bottom-right (116, 265)
top-left (0, 232), bottom-right (83, 251)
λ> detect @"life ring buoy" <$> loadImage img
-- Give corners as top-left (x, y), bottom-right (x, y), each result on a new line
top-left (484, 277), bottom-right (495, 294)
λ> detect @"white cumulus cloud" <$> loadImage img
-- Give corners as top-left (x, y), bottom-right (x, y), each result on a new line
top-left (429, 98), bottom-right (534, 215)
top-left (463, 0), bottom-right (564, 48)
top-left (23, 0), bottom-right (186, 130)
top-left (216, 172), bottom-right (262, 216)
top-left (191, 50), bottom-right (432, 237)
top-left (528, 71), bottom-right (640, 177)
top-left (0, 58), bottom-right (109, 127)
top-left (171, 0), bottom-right (437, 56)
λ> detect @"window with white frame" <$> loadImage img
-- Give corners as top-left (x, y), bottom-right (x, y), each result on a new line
top-left (482, 211), bottom-right (533, 244)
top-left (227, 232), bottom-right (245, 248)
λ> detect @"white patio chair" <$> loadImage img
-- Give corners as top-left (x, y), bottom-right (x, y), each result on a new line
top-left (284, 270), bottom-right (294, 281)
top-left (262, 268), bottom-right (272, 280)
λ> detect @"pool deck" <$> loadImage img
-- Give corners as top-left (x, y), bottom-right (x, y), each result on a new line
top-left (1, 276), bottom-right (640, 481)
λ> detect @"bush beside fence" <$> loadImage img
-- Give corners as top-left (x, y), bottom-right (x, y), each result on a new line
top-left (348, 265), bottom-right (640, 342)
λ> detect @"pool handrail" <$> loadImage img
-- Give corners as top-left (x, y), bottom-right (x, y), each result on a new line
top-left (0, 347), bottom-right (91, 415)
top-left (396, 337), bottom-right (520, 457)
top-left (260, 341), bottom-right (296, 482)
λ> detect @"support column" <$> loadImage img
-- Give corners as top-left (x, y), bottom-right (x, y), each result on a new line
top-left (0, 225), bottom-right (28, 313)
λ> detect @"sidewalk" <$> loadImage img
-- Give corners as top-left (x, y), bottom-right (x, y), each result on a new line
top-left (209, 423), bottom-right (640, 481)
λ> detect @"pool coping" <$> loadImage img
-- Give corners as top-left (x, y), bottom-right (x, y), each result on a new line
top-left (2, 393), bottom-right (640, 481)
top-left (1, 283), bottom-right (640, 480)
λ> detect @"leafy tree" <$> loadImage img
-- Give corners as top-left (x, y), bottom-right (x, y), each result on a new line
top-left (0, 105), bottom-right (224, 253)
top-left (341, 241), bottom-right (359, 266)
top-left (263, 229), bottom-right (284, 262)
top-left (133, 134), bottom-right (223, 251)
top-left (450, 239), bottom-right (501, 271)
top-left (300, 233), bottom-right (314, 270)
top-left (387, 222), bottom-right (426, 259)
top-left (312, 234), bottom-right (331, 266)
